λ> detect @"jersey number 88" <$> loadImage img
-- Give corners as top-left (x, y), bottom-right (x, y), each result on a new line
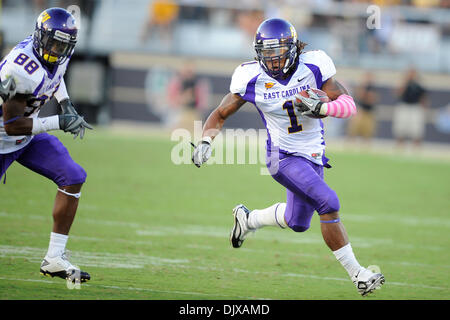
top-left (14, 53), bottom-right (39, 75)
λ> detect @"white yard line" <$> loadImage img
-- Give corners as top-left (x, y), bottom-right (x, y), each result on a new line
top-left (0, 277), bottom-right (268, 300)
top-left (0, 245), bottom-right (448, 292)
top-left (3, 210), bottom-right (446, 251)
top-left (342, 213), bottom-right (450, 228)
top-left (6, 233), bottom-right (449, 270)
top-left (4, 207), bottom-right (449, 230)
top-left (0, 245), bottom-right (188, 269)
top-left (1, 210), bottom-right (448, 255)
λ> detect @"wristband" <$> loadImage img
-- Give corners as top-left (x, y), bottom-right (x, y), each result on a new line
top-left (202, 136), bottom-right (212, 145)
top-left (319, 103), bottom-right (328, 116)
top-left (32, 115), bottom-right (60, 135)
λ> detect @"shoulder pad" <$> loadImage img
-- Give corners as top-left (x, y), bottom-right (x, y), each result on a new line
top-left (230, 61), bottom-right (261, 96)
top-left (0, 58), bottom-right (45, 96)
top-left (301, 50), bottom-right (336, 84)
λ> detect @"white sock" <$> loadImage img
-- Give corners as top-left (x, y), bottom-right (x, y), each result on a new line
top-left (46, 232), bottom-right (69, 258)
top-left (248, 203), bottom-right (287, 229)
top-left (333, 243), bottom-right (362, 277)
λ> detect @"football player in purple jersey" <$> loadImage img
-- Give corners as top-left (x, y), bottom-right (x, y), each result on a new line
top-left (192, 18), bottom-right (384, 296)
top-left (0, 8), bottom-right (91, 283)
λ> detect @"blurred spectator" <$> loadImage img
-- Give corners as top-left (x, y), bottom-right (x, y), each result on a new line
top-left (178, 3), bottom-right (209, 22)
top-left (141, 0), bottom-right (180, 47)
top-left (236, 9), bottom-right (265, 39)
top-left (434, 103), bottom-right (450, 134)
top-left (367, 11), bottom-right (394, 54)
top-left (32, 0), bottom-right (47, 13)
top-left (392, 67), bottom-right (429, 147)
top-left (167, 62), bottom-right (210, 132)
top-left (347, 72), bottom-right (378, 143)
top-left (411, 0), bottom-right (441, 7)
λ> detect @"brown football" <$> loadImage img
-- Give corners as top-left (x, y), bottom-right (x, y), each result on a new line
top-left (295, 88), bottom-right (330, 118)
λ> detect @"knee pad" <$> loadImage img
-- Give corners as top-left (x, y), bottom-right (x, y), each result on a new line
top-left (288, 222), bottom-right (310, 233)
top-left (317, 189), bottom-right (340, 215)
top-left (61, 163), bottom-right (87, 186)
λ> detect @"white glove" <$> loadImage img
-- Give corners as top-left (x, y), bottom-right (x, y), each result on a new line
top-left (0, 77), bottom-right (16, 105)
top-left (294, 89), bottom-right (325, 117)
top-left (192, 137), bottom-right (212, 168)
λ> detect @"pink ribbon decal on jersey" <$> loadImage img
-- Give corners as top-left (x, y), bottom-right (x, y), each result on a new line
top-left (325, 94), bottom-right (357, 118)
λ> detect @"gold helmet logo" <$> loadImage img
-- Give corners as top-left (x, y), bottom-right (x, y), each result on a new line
top-left (39, 11), bottom-right (51, 23)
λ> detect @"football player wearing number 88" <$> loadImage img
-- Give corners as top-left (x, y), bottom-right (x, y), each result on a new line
top-left (192, 18), bottom-right (384, 296)
top-left (0, 8), bottom-right (91, 284)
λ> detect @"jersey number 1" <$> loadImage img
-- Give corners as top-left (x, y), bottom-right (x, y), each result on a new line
top-left (283, 100), bottom-right (303, 133)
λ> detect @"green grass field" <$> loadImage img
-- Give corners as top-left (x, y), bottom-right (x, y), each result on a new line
top-left (0, 129), bottom-right (449, 300)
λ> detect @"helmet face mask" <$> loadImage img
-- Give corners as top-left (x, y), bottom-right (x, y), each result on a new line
top-left (254, 19), bottom-right (298, 79)
top-left (33, 8), bottom-right (78, 65)
top-left (255, 44), bottom-right (292, 78)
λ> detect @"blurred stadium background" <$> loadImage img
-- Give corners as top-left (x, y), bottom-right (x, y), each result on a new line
top-left (1, 0), bottom-right (449, 147)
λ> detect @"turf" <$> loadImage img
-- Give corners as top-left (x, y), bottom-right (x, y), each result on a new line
top-left (0, 129), bottom-right (449, 300)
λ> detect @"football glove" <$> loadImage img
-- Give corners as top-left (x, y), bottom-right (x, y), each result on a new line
top-left (59, 99), bottom-right (93, 139)
top-left (0, 77), bottom-right (16, 105)
top-left (294, 89), bottom-right (324, 117)
top-left (192, 138), bottom-right (212, 168)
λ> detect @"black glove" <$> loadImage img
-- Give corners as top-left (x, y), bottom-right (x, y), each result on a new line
top-left (59, 99), bottom-right (93, 139)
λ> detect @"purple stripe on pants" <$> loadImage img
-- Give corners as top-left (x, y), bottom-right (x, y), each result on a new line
top-left (267, 152), bottom-right (340, 232)
top-left (0, 133), bottom-right (87, 187)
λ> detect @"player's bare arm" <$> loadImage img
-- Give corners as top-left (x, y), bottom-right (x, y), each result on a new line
top-left (3, 95), bottom-right (92, 138)
top-left (2, 95), bottom-right (32, 135)
top-left (192, 93), bottom-right (246, 168)
top-left (202, 93), bottom-right (246, 140)
top-left (321, 77), bottom-right (349, 100)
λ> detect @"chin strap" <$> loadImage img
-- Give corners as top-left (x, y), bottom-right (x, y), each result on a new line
top-left (57, 188), bottom-right (81, 199)
top-left (283, 50), bottom-right (297, 74)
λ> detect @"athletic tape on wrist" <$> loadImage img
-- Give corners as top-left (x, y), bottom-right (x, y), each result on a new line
top-left (32, 115), bottom-right (60, 135)
top-left (202, 136), bottom-right (212, 144)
